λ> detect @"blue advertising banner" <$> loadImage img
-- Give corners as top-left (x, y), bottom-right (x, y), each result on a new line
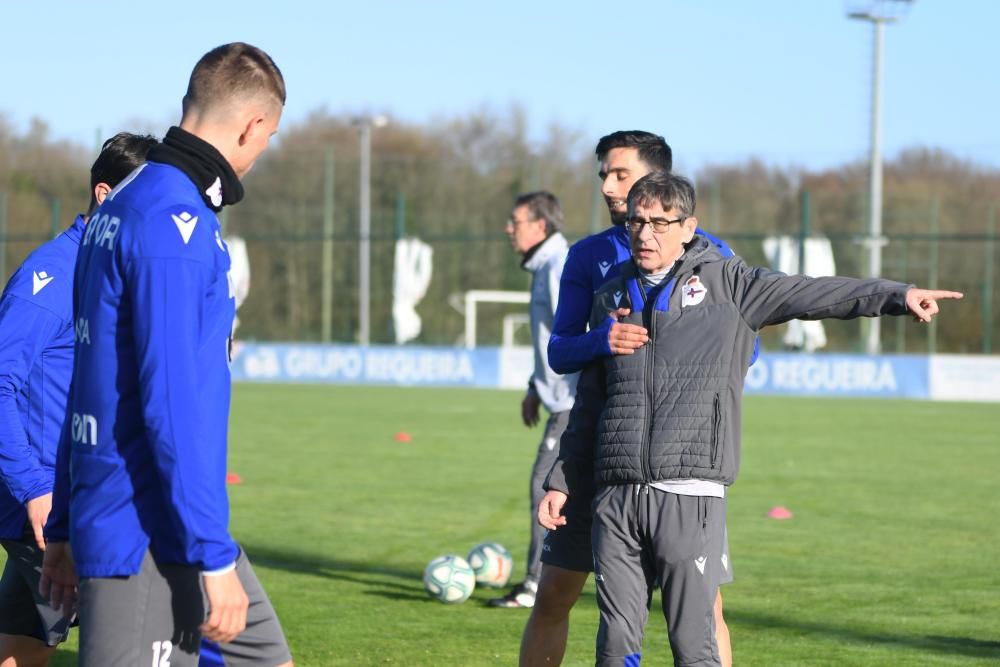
top-left (742, 353), bottom-right (929, 399)
top-left (231, 343), bottom-right (499, 387)
top-left (232, 344), bottom-right (937, 400)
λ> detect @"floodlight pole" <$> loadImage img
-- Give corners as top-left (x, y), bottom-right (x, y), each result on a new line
top-left (850, 8), bottom-right (898, 355)
top-left (867, 16), bottom-right (886, 355)
top-left (356, 115), bottom-right (387, 346)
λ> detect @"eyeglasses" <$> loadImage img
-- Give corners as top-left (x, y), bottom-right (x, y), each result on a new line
top-left (506, 216), bottom-right (537, 228)
top-left (625, 216), bottom-right (687, 234)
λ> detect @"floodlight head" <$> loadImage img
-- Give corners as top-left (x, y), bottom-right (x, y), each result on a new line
top-left (352, 114), bottom-right (390, 129)
top-left (846, 0), bottom-right (914, 22)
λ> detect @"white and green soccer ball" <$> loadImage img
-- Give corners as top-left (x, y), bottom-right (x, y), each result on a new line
top-left (423, 555), bottom-right (476, 604)
top-left (466, 542), bottom-right (513, 588)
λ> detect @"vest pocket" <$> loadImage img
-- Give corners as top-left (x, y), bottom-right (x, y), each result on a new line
top-left (711, 392), bottom-right (722, 468)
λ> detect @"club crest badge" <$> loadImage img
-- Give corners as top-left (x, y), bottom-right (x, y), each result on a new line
top-left (681, 276), bottom-right (707, 307)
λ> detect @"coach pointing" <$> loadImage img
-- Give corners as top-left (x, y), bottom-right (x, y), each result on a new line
top-left (540, 171), bottom-right (961, 666)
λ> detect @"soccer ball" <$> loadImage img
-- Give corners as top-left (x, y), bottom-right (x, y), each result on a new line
top-left (423, 555), bottom-right (476, 604)
top-left (466, 542), bottom-right (513, 588)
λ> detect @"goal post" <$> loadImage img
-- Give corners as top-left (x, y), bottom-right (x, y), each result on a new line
top-left (462, 290), bottom-right (530, 349)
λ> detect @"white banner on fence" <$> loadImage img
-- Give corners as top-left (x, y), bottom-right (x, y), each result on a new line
top-left (929, 355), bottom-right (1000, 402)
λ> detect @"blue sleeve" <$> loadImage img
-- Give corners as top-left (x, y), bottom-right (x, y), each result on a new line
top-left (544, 360), bottom-right (605, 496)
top-left (128, 256), bottom-right (237, 571)
top-left (547, 246), bottom-right (613, 374)
top-left (45, 406), bottom-right (72, 541)
top-left (0, 295), bottom-right (61, 505)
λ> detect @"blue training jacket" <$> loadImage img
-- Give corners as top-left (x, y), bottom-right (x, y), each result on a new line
top-left (548, 225), bottom-right (743, 374)
top-left (0, 217), bottom-right (83, 539)
top-left (47, 161), bottom-right (238, 577)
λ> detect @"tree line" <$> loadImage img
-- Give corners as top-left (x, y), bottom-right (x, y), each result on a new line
top-left (1, 110), bottom-right (997, 353)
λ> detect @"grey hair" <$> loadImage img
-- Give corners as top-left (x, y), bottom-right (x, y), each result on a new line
top-left (513, 190), bottom-right (563, 236)
top-left (626, 171), bottom-right (696, 219)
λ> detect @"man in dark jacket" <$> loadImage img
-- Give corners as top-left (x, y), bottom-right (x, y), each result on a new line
top-left (539, 171), bottom-right (961, 667)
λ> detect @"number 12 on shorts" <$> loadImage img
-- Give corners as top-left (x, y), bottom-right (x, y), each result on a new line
top-left (152, 639), bottom-right (173, 667)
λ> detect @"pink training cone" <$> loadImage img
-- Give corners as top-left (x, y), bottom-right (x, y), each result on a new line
top-left (768, 506), bottom-right (793, 520)
top-left (226, 472), bottom-right (243, 485)
top-left (394, 431), bottom-right (412, 443)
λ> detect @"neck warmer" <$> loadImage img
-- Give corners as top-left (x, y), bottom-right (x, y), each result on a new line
top-left (146, 126), bottom-right (244, 212)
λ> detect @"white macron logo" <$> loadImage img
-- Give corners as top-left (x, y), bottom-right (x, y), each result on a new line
top-left (694, 556), bottom-right (707, 575)
top-left (598, 260), bottom-right (612, 277)
top-left (721, 554), bottom-right (729, 572)
top-left (171, 212), bottom-right (198, 244)
top-left (206, 177), bottom-right (223, 208)
top-left (32, 271), bottom-right (54, 295)
top-left (613, 290), bottom-right (623, 307)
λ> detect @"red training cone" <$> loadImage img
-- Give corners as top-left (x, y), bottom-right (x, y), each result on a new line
top-left (767, 506), bottom-right (793, 520)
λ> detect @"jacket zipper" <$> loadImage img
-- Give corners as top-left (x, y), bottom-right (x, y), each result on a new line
top-left (711, 392), bottom-right (721, 468)
top-left (640, 274), bottom-right (674, 484)
top-left (640, 302), bottom-right (655, 484)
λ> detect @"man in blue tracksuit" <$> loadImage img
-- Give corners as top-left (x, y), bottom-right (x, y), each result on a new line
top-left (521, 131), bottom-right (740, 666)
top-left (41, 43), bottom-right (293, 667)
top-left (0, 132), bottom-right (157, 666)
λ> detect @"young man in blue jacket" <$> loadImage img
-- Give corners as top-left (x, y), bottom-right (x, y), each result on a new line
top-left (41, 43), bottom-right (293, 667)
top-left (0, 132), bottom-right (157, 667)
top-left (522, 131), bottom-right (738, 666)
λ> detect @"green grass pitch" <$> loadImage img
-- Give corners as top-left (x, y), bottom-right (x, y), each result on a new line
top-left (11, 384), bottom-right (999, 666)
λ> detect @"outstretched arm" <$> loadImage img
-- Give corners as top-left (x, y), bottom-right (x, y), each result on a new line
top-left (727, 258), bottom-right (962, 330)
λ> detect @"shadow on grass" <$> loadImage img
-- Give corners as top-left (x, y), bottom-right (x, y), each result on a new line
top-left (241, 541), bottom-right (598, 606)
top-left (242, 541), bottom-right (421, 592)
top-left (727, 608), bottom-right (1000, 660)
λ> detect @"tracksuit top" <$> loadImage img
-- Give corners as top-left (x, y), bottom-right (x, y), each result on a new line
top-left (0, 216), bottom-right (84, 539)
top-left (547, 224), bottom-right (736, 375)
top-left (48, 157), bottom-right (239, 577)
top-left (522, 232), bottom-right (578, 413)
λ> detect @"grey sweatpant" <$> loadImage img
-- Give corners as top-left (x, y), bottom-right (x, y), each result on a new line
top-left (592, 484), bottom-right (727, 667)
top-left (526, 410), bottom-right (569, 582)
top-left (78, 548), bottom-right (291, 667)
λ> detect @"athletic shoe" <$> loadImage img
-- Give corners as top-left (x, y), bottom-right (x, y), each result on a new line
top-left (487, 580), bottom-right (537, 608)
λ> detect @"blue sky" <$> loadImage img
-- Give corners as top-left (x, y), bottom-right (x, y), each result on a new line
top-left (4, 0), bottom-right (997, 173)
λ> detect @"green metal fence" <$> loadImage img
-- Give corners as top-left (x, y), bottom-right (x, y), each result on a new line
top-left (1, 178), bottom-right (996, 354)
